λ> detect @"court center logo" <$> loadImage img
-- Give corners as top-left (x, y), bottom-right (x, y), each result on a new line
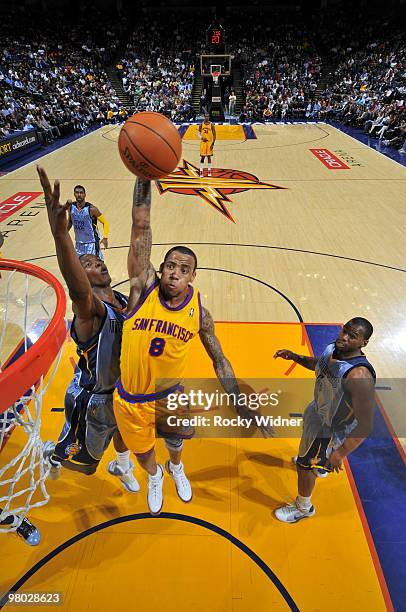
top-left (156, 160), bottom-right (285, 222)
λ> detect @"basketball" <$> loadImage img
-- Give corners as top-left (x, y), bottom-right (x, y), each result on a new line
top-left (118, 112), bottom-right (182, 180)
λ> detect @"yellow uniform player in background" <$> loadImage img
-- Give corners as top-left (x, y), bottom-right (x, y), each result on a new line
top-left (198, 112), bottom-right (216, 178)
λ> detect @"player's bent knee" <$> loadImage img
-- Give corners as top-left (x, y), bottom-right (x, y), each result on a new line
top-left (135, 447), bottom-right (155, 461)
top-left (164, 438), bottom-right (183, 453)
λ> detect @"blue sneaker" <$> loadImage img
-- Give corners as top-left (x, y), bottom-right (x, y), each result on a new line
top-left (1, 512), bottom-right (40, 545)
top-left (16, 516), bottom-right (41, 545)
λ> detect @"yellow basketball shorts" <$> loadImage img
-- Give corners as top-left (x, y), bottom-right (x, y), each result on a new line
top-left (113, 389), bottom-right (157, 455)
top-left (200, 141), bottom-right (214, 156)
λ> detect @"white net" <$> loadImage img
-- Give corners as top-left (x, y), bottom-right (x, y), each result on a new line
top-left (0, 262), bottom-right (66, 534)
top-left (211, 65), bottom-right (221, 86)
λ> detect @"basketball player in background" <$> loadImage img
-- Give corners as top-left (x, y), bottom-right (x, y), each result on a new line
top-left (273, 318), bottom-right (376, 523)
top-left (37, 165), bottom-right (139, 493)
top-left (198, 112), bottom-right (216, 178)
top-left (113, 177), bottom-right (271, 516)
top-left (68, 185), bottom-right (109, 260)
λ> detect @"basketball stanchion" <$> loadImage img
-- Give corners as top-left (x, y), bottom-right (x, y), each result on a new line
top-left (0, 259), bottom-right (67, 537)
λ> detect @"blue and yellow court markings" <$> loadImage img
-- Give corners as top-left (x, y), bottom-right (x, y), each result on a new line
top-left (307, 324), bottom-right (405, 612)
top-left (1, 321), bottom-right (404, 611)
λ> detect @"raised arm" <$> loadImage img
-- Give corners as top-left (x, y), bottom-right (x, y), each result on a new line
top-left (127, 178), bottom-right (155, 311)
top-left (36, 166), bottom-right (104, 339)
top-left (274, 349), bottom-right (317, 371)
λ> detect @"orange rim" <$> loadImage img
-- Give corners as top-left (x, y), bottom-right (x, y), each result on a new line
top-left (0, 259), bottom-right (67, 413)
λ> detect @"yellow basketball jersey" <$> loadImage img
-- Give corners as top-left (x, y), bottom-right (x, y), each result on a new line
top-left (119, 281), bottom-right (202, 395)
top-left (201, 122), bottom-right (213, 142)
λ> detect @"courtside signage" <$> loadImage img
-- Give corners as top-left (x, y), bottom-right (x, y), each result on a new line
top-left (0, 129), bottom-right (39, 164)
top-left (310, 149), bottom-right (350, 170)
top-left (0, 192), bottom-right (42, 222)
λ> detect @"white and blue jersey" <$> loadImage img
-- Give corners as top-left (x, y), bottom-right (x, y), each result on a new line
top-left (297, 342), bottom-right (376, 467)
top-left (53, 291), bottom-right (128, 468)
top-left (313, 342), bottom-right (376, 430)
top-left (71, 202), bottom-right (102, 260)
top-left (71, 291), bottom-right (128, 394)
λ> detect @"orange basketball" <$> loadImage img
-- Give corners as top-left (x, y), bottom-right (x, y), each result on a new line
top-left (118, 111), bottom-right (182, 180)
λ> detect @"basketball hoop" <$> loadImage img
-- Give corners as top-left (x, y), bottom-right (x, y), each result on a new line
top-left (212, 71), bottom-right (220, 85)
top-left (0, 259), bottom-right (67, 535)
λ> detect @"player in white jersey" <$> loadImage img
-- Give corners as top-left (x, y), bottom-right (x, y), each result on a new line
top-left (274, 318), bottom-right (376, 523)
top-left (68, 185), bottom-right (109, 260)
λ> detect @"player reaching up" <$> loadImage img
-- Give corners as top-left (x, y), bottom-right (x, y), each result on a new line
top-left (113, 177), bottom-right (270, 516)
top-left (37, 165), bottom-right (138, 492)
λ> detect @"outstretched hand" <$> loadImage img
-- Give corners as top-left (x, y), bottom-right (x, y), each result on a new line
top-left (37, 165), bottom-right (71, 237)
top-left (273, 349), bottom-right (297, 361)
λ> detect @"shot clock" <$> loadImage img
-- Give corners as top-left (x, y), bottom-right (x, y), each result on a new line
top-left (207, 23), bottom-right (225, 52)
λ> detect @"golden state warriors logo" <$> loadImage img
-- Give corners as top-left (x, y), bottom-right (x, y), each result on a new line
top-left (156, 160), bottom-right (285, 222)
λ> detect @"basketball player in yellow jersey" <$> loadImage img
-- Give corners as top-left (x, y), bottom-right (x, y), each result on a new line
top-left (113, 177), bottom-right (261, 515)
top-left (198, 112), bottom-right (216, 178)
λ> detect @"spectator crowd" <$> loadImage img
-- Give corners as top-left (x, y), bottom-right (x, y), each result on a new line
top-left (236, 8), bottom-right (405, 153)
top-left (319, 32), bottom-right (405, 152)
top-left (115, 16), bottom-right (202, 123)
top-left (0, 9), bottom-right (126, 143)
top-left (1, 7), bottom-right (405, 154)
top-left (231, 18), bottom-right (321, 122)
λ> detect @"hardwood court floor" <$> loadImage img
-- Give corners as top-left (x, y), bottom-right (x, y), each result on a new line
top-left (1, 123), bottom-right (405, 611)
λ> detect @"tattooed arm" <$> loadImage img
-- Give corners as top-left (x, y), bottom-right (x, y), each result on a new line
top-left (199, 307), bottom-right (273, 437)
top-left (127, 178), bottom-right (156, 311)
top-left (199, 307), bottom-right (240, 399)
